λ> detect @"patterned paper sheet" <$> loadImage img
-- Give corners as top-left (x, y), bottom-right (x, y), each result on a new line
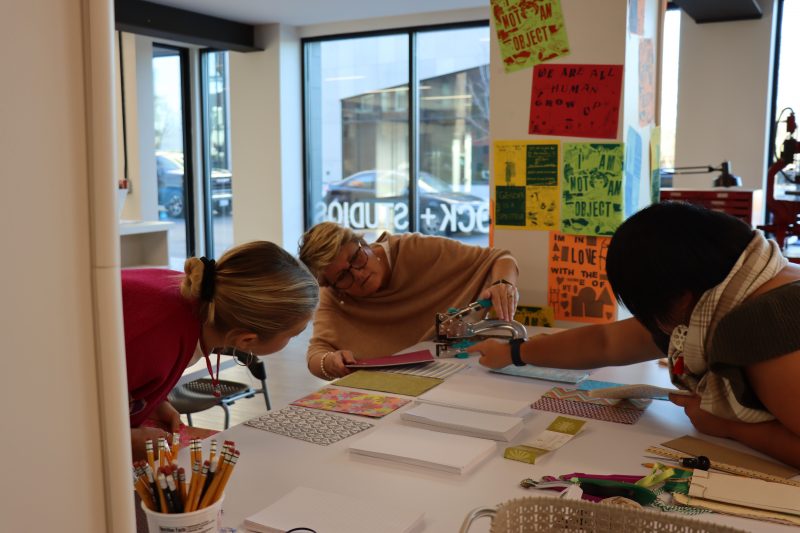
top-left (244, 406), bottom-right (373, 446)
top-left (291, 387), bottom-right (410, 418)
top-left (491, 365), bottom-right (589, 384)
top-left (333, 371), bottom-right (443, 397)
top-left (531, 387), bottom-right (651, 425)
top-left (379, 360), bottom-right (468, 380)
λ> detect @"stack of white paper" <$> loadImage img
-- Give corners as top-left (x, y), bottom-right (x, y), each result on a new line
top-left (416, 387), bottom-right (532, 417)
top-left (349, 425), bottom-right (497, 475)
top-left (243, 486), bottom-right (425, 533)
top-left (401, 403), bottom-right (524, 441)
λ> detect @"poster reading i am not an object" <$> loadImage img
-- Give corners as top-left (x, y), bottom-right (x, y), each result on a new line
top-left (548, 232), bottom-right (616, 324)
top-left (491, 0), bottom-right (570, 73)
top-left (561, 143), bottom-right (624, 236)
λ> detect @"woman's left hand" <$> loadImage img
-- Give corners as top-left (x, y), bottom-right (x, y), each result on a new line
top-left (481, 282), bottom-right (518, 322)
top-left (148, 400), bottom-right (183, 433)
top-left (669, 393), bottom-right (734, 438)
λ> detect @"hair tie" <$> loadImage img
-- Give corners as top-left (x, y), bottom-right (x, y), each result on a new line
top-left (199, 257), bottom-right (216, 302)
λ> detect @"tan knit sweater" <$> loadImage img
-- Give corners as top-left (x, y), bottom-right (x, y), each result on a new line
top-left (307, 232), bottom-right (513, 361)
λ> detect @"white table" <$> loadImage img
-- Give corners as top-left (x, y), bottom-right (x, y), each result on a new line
top-left (202, 331), bottom-right (796, 532)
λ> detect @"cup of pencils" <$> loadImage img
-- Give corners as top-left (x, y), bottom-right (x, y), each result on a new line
top-left (133, 436), bottom-right (239, 533)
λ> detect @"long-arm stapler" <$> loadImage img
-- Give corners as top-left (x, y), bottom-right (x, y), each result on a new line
top-left (434, 299), bottom-right (528, 358)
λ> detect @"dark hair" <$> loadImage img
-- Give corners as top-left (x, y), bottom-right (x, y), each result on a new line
top-left (606, 202), bottom-right (754, 346)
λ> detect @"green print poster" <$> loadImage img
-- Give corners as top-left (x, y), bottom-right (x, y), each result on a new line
top-left (561, 143), bottom-right (624, 236)
top-left (491, 0), bottom-right (570, 73)
top-left (494, 140), bottom-right (560, 230)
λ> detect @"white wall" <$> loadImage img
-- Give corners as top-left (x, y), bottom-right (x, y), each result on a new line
top-left (0, 0), bottom-right (131, 531)
top-left (673, 0), bottom-right (776, 191)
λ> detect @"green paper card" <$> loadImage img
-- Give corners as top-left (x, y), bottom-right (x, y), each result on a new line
top-left (504, 416), bottom-right (585, 464)
top-left (491, 0), bottom-right (571, 73)
top-left (333, 371), bottom-right (444, 397)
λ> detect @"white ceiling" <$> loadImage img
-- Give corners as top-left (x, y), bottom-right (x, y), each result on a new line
top-left (145, 0), bottom-right (488, 26)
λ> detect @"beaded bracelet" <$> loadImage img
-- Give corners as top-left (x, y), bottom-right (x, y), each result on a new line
top-left (320, 351), bottom-right (334, 380)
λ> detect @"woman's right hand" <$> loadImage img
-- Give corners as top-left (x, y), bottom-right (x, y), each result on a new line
top-left (320, 350), bottom-right (357, 379)
top-left (130, 426), bottom-right (172, 462)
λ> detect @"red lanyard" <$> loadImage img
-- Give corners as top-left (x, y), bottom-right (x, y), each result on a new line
top-left (204, 352), bottom-right (222, 397)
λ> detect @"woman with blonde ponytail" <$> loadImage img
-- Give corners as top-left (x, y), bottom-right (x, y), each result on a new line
top-left (123, 241), bottom-right (318, 460)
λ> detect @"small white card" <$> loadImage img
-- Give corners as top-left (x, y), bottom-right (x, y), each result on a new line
top-left (587, 384), bottom-right (693, 400)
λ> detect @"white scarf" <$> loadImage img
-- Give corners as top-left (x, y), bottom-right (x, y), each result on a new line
top-left (668, 231), bottom-right (787, 422)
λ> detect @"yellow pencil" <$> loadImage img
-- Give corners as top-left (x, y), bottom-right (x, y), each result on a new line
top-left (198, 448), bottom-right (230, 509)
top-left (145, 439), bottom-right (155, 473)
top-left (134, 477), bottom-right (156, 510)
top-left (209, 450), bottom-right (239, 505)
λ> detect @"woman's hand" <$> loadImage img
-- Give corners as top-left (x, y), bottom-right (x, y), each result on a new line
top-left (321, 350), bottom-right (357, 379)
top-left (467, 338), bottom-right (512, 369)
top-left (669, 393), bottom-right (735, 438)
top-left (148, 400), bottom-right (183, 433)
top-left (130, 426), bottom-right (171, 462)
top-left (481, 282), bottom-right (518, 322)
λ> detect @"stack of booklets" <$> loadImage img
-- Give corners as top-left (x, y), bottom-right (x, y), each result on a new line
top-left (401, 403), bottom-right (524, 441)
top-left (348, 425), bottom-right (497, 475)
top-left (415, 387), bottom-right (532, 417)
top-left (243, 486), bottom-right (425, 533)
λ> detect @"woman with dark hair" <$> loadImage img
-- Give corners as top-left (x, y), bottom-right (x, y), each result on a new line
top-left (471, 202), bottom-right (800, 468)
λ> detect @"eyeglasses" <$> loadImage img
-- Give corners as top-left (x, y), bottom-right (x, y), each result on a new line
top-left (332, 241), bottom-right (369, 290)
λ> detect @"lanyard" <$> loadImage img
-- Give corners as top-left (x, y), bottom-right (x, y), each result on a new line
top-left (204, 352), bottom-right (222, 397)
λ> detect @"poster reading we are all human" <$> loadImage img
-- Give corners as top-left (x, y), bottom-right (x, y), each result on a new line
top-left (494, 140), bottom-right (560, 231)
top-left (560, 142), bottom-right (624, 236)
top-left (491, 0), bottom-right (570, 73)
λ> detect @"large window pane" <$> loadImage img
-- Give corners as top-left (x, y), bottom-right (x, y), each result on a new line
top-left (306, 35), bottom-right (410, 240)
top-left (659, 8), bottom-right (680, 171)
top-left (202, 50), bottom-right (234, 257)
top-left (153, 45), bottom-right (192, 267)
top-left (416, 27), bottom-right (490, 244)
top-left (773, 0), bottom-right (800, 196)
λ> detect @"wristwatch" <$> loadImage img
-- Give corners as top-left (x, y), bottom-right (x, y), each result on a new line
top-left (491, 278), bottom-right (514, 287)
top-left (508, 338), bottom-right (526, 366)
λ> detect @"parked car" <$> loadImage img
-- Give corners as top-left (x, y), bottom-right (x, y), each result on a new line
top-left (156, 151), bottom-right (233, 218)
top-left (322, 170), bottom-right (489, 235)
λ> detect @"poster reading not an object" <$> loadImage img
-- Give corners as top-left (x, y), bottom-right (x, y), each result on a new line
top-left (561, 143), bottom-right (624, 236)
top-left (494, 141), bottom-right (560, 230)
top-left (548, 232), bottom-right (616, 324)
top-left (491, 0), bottom-right (570, 73)
top-left (529, 64), bottom-right (623, 139)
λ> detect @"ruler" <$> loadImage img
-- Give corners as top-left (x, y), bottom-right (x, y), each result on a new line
top-left (645, 446), bottom-right (800, 488)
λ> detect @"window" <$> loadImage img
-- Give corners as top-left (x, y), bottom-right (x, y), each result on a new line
top-left (201, 50), bottom-right (234, 257)
top-left (659, 7), bottom-right (681, 170)
top-left (304, 23), bottom-right (490, 244)
top-left (771, 0), bottom-right (800, 195)
top-left (153, 44), bottom-right (195, 266)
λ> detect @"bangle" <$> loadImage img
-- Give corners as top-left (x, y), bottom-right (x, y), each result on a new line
top-left (509, 338), bottom-right (526, 366)
top-left (320, 352), bottom-right (334, 380)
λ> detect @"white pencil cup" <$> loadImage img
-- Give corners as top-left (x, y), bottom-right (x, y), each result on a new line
top-left (142, 494), bottom-right (224, 533)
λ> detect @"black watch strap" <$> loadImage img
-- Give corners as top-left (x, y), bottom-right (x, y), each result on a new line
top-left (509, 338), bottom-right (526, 366)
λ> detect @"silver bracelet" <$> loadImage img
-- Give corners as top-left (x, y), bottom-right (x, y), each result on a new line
top-left (319, 352), bottom-right (334, 380)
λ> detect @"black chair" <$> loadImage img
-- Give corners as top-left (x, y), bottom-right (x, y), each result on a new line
top-left (168, 353), bottom-right (271, 429)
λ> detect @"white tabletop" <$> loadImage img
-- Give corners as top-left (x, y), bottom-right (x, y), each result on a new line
top-left (204, 331), bottom-right (796, 532)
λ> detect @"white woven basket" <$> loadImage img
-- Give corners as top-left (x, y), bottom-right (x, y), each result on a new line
top-left (459, 496), bottom-right (747, 533)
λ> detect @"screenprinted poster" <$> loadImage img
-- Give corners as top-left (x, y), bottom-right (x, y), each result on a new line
top-left (629, 0), bottom-right (645, 35)
top-left (548, 232), bottom-right (616, 324)
top-left (561, 143), bottom-right (624, 236)
top-left (529, 64), bottom-right (623, 139)
top-left (649, 126), bottom-right (661, 204)
top-left (624, 127), bottom-right (642, 217)
top-left (491, 0), bottom-right (570, 73)
top-left (514, 305), bottom-right (555, 327)
top-left (639, 38), bottom-right (655, 126)
top-left (494, 140), bottom-right (560, 230)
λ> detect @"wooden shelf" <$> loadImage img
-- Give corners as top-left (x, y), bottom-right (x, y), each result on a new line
top-left (119, 220), bottom-right (172, 268)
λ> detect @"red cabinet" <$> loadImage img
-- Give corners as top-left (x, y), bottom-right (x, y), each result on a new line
top-left (659, 188), bottom-right (763, 227)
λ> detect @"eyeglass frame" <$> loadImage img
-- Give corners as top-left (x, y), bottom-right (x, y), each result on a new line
top-left (330, 240), bottom-right (370, 290)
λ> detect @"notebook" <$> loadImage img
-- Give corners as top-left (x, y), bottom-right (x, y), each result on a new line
top-left (416, 387), bottom-right (533, 417)
top-left (587, 384), bottom-right (693, 400)
top-left (349, 425), bottom-right (497, 474)
top-left (345, 349), bottom-right (435, 368)
top-left (242, 486), bottom-right (424, 533)
top-left (401, 403), bottom-right (524, 441)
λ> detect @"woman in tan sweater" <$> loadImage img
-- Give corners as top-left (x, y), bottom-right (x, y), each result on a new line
top-left (298, 222), bottom-right (519, 380)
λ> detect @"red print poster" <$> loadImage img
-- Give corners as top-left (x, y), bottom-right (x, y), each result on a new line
top-left (529, 64), bottom-right (623, 139)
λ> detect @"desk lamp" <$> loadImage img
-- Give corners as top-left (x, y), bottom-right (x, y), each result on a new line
top-left (660, 160), bottom-right (742, 188)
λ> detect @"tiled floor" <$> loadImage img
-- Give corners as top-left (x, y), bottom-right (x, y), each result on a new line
top-left (181, 327), bottom-right (327, 431)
